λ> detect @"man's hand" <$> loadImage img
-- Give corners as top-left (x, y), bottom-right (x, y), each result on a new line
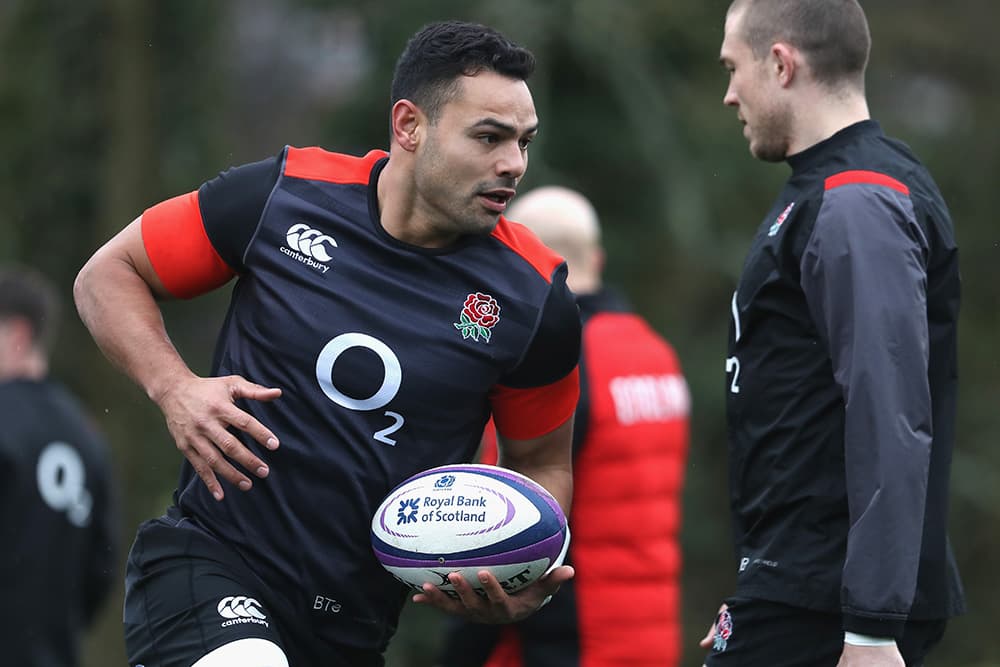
top-left (412, 565), bottom-right (574, 624)
top-left (699, 602), bottom-right (728, 650)
top-left (155, 373), bottom-right (282, 500)
top-left (837, 642), bottom-right (905, 666)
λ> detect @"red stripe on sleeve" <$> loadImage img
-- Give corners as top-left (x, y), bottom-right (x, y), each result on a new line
top-left (825, 170), bottom-right (910, 195)
top-left (141, 191), bottom-right (236, 299)
top-left (284, 147), bottom-right (387, 184)
top-left (490, 217), bottom-right (565, 283)
top-left (489, 367), bottom-right (580, 441)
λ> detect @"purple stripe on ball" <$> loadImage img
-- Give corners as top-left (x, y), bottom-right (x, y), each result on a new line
top-left (373, 529), bottom-right (566, 568)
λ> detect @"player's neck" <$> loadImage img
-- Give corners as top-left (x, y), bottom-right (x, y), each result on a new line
top-left (0, 324), bottom-right (48, 381)
top-left (376, 158), bottom-right (459, 249)
top-left (789, 90), bottom-right (870, 156)
top-left (0, 351), bottom-right (47, 381)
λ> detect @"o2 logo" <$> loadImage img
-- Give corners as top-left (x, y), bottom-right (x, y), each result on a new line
top-left (36, 441), bottom-right (93, 527)
top-left (315, 332), bottom-right (405, 446)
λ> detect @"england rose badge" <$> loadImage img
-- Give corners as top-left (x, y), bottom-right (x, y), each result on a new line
top-left (454, 292), bottom-right (500, 343)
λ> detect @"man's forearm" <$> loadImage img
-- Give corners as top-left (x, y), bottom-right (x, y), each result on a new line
top-left (497, 417), bottom-right (574, 515)
top-left (74, 249), bottom-right (194, 403)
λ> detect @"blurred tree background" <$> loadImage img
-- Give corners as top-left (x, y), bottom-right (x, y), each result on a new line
top-left (1, 0), bottom-right (996, 665)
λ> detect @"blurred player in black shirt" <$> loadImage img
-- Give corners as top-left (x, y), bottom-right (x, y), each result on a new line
top-left (0, 265), bottom-right (118, 667)
top-left (703, 2), bottom-right (965, 666)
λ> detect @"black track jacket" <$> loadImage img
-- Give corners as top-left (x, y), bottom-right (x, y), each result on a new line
top-left (725, 120), bottom-right (965, 638)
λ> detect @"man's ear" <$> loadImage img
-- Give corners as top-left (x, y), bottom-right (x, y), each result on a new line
top-left (390, 99), bottom-right (422, 152)
top-left (770, 42), bottom-right (798, 88)
top-left (593, 246), bottom-right (606, 277)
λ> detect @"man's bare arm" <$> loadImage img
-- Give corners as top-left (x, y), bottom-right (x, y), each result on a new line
top-left (74, 217), bottom-right (282, 499)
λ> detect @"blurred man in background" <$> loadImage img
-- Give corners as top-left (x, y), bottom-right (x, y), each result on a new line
top-left (0, 265), bottom-right (118, 667)
top-left (703, 1), bottom-right (965, 665)
top-left (438, 186), bottom-right (691, 667)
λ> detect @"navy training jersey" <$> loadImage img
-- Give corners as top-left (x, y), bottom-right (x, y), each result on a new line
top-left (0, 379), bottom-right (118, 667)
top-left (725, 120), bottom-right (964, 637)
top-left (139, 146), bottom-right (582, 651)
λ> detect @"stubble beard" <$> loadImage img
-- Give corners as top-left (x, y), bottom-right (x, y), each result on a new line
top-left (414, 144), bottom-right (501, 240)
top-left (749, 103), bottom-right (793, 163)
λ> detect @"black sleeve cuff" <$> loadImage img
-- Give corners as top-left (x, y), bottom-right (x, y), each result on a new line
top-left (842, 611), bottom-right (907, 640)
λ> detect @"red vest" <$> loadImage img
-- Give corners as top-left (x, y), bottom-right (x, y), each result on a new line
top-left (480, 307), bottom-right (690, 667)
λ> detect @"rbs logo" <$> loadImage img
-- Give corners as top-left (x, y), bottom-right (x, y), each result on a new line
top-left (397, 498), bottom-right (420, 525)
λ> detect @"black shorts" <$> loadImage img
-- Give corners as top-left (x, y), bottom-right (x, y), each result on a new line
top-left (123, 509), bottom-right (383, 667)
top-left (703, 597), bottom-right (947, 667)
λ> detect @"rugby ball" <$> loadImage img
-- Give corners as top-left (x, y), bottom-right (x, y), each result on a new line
top-left (371, 463), bottom-right (569, 596)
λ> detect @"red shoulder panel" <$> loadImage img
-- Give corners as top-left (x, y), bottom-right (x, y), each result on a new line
top-left (490, 217), bottom-right (565, 283)
top-left (284, 147), bottom-right (388, 185)
top-left (141, 191), bottom-right (235, 299)
top-left (825, 170), bottom-right (910, 195)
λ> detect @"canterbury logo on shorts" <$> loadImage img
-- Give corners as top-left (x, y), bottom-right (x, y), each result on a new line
top-left (217, 596), bottom-right (269, 628)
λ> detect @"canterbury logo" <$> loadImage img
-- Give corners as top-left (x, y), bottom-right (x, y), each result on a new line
top-left (286, 223), bottom-right (337, 262)
top-left (217, 596), bottom-right (267, 621)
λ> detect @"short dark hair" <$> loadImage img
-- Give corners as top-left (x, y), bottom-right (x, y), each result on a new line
top-left (390, 20), bottom-right (535, 122)
top-left (729, 0), bottom-right (870, 89)
top-left (0, 265), bottom-right (60, 351)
